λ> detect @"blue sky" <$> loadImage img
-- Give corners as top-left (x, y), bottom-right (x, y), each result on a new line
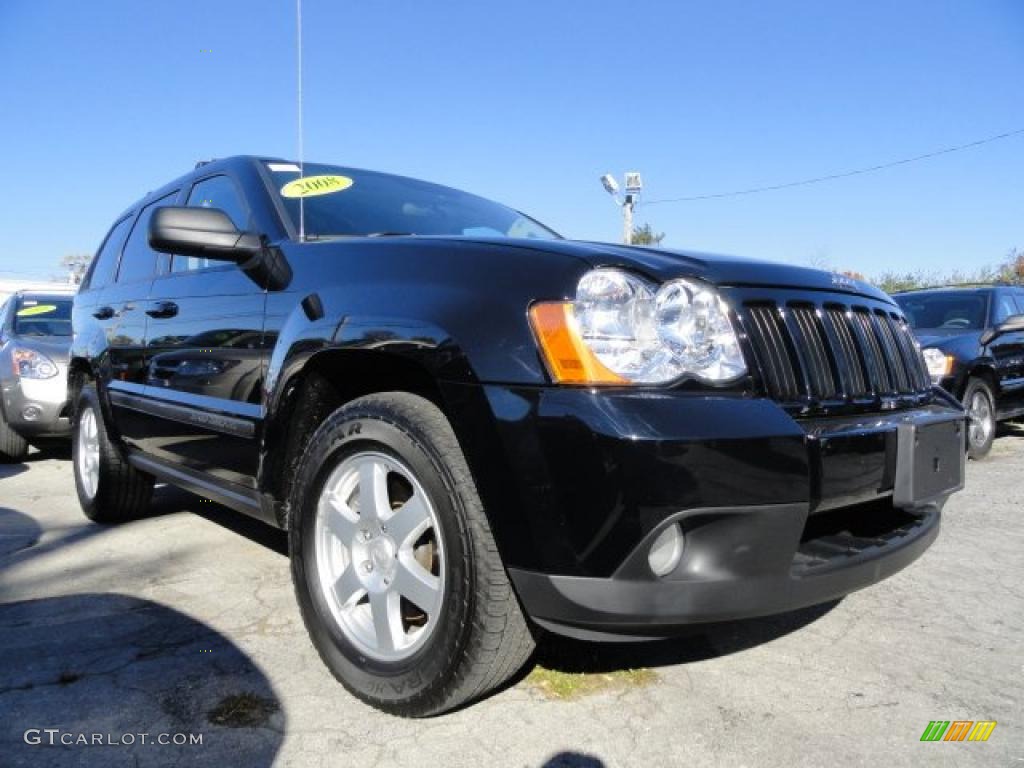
top-left (1, 0), bottom-right (1021, 280)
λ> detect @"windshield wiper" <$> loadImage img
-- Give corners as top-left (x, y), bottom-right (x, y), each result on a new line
top-left (301, 232), bottom-right (415, 240)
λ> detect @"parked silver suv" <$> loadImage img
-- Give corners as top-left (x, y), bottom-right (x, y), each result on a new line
top-left (0, 290), bottom-right (75, 461)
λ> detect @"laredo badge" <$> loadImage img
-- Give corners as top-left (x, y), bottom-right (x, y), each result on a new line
top-left (280, 175), bottom-right (353, 198)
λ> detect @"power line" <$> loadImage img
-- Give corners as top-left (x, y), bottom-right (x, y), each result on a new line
top-left (641, 127), bottom-right (1024, 206)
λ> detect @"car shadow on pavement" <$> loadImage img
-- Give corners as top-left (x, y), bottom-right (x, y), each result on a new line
top-left (0, 461), bottom-right (29, 480)
top-left (530, 599), bottom-right (840, 675)
top-left (0, 593), bottom-right (284, 768)
top-left (0, 506), bottom-right (43, 558)
top-left (0, 504), bottom-right (160, 587)
top-left (996, 421), bottom-right (1024, 439)
top-left (150, 485), bottom-right (288, 557)
top-left (542, 752), bottom-right (606, 768)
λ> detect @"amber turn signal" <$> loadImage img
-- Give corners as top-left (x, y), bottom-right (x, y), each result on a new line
top-left (528, 302), bottom-right (626, 385)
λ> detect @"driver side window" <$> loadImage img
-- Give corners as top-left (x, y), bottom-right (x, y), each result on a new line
top-left (172, 175), bottom-right (249, 273)
top-left (993, 294), bottom-right (1017, 325)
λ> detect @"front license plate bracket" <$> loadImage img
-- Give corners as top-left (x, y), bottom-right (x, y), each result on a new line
top-left (893, 417), bottom-right (966, 509)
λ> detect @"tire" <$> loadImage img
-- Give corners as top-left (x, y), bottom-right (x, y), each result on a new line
top-left (72, 382), bottom-right (154, 523)
top-left (963, 377), bottom-right (996, 460)
top-left (0, 408), bottom-right (29, 462)
top-left (289, 392), bottom-right (535, 717)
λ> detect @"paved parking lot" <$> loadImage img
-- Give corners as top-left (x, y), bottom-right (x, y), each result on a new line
top-left (1, 428), bottom-right (1022, 768)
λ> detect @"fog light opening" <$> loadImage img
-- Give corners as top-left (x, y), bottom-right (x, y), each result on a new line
top-left (648, 523), bottom-right (684, 577)
top-left (21, 405), bottom-right (42, 421)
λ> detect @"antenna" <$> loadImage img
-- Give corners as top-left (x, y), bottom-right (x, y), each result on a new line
top-left (296, 0), bottom-right (305, 240)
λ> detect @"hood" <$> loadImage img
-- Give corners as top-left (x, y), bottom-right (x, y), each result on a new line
top-left (912, 329), bottom-right (982, 350)
top-left (459, 237), bottom-right (892, 303)
top-left (9, 335), bottom-right (72, 363)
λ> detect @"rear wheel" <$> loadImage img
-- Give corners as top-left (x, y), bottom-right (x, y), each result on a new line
top-left (963, 377), bottom-right (996, 460)
top-left (0, 408), bottom-right (29, 462)
top-left (289, 392), bottom-right (535, 717)
top-left (73, 383), bottom-right (154, 522)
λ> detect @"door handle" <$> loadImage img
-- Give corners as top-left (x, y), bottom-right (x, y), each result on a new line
top-left (146, 301), bottom-right (179, 319)
top-left (92, 306), bottom-right (115, 320)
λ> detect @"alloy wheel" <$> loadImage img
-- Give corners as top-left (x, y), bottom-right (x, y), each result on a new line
top-left (967, 391), bottom-right (994, 449)
top-left (314, 451), bottom-right (445, 662)
top-left (77, 407), bottom-right (100, 499)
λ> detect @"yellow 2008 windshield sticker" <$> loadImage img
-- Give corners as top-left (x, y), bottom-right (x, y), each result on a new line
top-left (280, 175), bottom-right (354, 198)
top-left (17, 304), bottom-right (57, 317)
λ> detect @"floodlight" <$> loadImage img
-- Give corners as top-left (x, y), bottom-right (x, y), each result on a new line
top-left (600, 174), bottom-right (619, 195)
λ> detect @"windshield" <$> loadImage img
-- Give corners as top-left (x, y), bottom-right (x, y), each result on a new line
top-left (13, 296), bottom-right (73, 337)
top-left (264, 162), bottom-right (559, 240)
top-left (893, 291), bottom-right (989, 331)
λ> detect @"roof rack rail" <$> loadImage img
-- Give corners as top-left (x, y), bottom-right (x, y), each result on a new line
top-left (894, 281), bottom-right (1012, 293)
top-left (194, 159), bottom-right (217, 169)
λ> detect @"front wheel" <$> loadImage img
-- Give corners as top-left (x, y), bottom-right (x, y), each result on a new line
top-left (289, 392), bottom-right (535, 717)
top-left (963, 377), bottom-right (996, 460)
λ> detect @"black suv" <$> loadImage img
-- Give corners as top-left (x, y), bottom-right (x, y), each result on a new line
top-left (894, 285), bottom-right (1024, 459)
top-left (70, 156), bottom-right (966, 716)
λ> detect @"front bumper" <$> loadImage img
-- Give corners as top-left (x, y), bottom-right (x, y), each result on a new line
top-left (474, 385), bottom-right (964, 638)
top-left (511, 501), bottom-right (940, 639)
top-left (0, 372), bottom-right (71, 438)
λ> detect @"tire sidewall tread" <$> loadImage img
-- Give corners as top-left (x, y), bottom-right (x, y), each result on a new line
top-left (0, 407), bottom-right (29, 462)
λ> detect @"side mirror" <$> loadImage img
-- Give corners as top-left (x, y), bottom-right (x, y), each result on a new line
top-left (148, 206), bottom-right (262, 263)
top-left (982, 313), bottom-right (1024, 344)
top-left (148, 206), bottom-right (291, 290)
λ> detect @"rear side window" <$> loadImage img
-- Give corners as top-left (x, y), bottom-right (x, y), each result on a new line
top-left (172, 175), bottom-right (248, 273)
top-left (83, 215), bottom-right (133, 291)
top-left (118, 191), bottom-right (178, 284)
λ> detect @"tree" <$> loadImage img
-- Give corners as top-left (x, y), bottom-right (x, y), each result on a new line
top-left (874, 271), bottom-right (928, 294)
top-left (996, 247), bottom-right (1024, 284)
top-left (59, 253), bottom-right (92, 285)
top-left (630, 223), bottom-right (665, 246)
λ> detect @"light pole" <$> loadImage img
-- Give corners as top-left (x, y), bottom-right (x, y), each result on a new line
top-left (600, 172), bottom-right (643, 244)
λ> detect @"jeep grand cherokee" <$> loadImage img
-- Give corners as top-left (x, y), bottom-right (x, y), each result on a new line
top-left (70, 156), bottom-right (966, 716)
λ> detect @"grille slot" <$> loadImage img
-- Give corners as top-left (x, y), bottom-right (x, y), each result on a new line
top-left (740, 298), bottom-right (929, 404)
top-left (787, 306), bottom-right (837, 399)
top-left (745, 304), bottom-right (801, 400)
top-left (821, 306), bottom-right (866, 396)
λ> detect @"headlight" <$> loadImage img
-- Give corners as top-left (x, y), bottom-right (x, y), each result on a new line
top-left (12, 348), bottom-right (58, 379)
top-left (530, 268), bottom-right (747, 385)
top-left (176, 359), bottom-right (237, 377)
top-left (922, 348), bottom-right (953, 380)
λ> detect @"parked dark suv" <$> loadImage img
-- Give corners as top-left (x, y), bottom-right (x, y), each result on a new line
top-left (894, 285), bottom-right (1024, 459)
top-left (71, 156), bottom-right (966, 716)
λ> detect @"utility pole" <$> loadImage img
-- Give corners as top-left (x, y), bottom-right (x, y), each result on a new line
top-left (622, 192), bottom-right (634, 245)
top-left (600, 172), bottom-right (643, 244)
